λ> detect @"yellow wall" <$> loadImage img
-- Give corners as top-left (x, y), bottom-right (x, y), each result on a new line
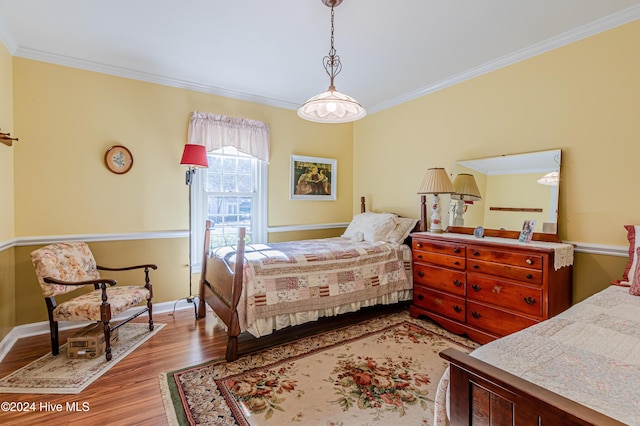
top-left (8, 58), bottom-right (353, 327)
top-left (0, 41), bottom-right (15, 338)
top-left (354, 20), bottom-right (640, 295)
top-left (0, 42), bottom-right (13, 240)
top-left (12, 59), bottom-right (354, 235)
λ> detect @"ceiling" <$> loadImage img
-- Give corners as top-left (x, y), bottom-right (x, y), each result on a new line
top-left (1, 1), bottom-right (639, 115)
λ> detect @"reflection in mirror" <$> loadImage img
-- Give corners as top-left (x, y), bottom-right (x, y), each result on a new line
top-left (449, 149), bottom-right (561, 235)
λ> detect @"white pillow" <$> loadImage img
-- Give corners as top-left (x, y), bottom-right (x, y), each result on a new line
top-left (387, 217), bottom-right (419, 245)
top-left (343, 212), bottom-right (399, 243)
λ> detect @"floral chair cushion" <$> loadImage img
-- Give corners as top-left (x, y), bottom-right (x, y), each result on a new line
top-left (31, 242), bottom-right (100, 297)
top-left (52, 286), bottom-right (151, 321)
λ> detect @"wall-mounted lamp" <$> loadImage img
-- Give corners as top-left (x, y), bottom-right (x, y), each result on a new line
top-left (418, 167), bottom-right (454, 233)
top-left (451, 173), bottom-right (482, 226)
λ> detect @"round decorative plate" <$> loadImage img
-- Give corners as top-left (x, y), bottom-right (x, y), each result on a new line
top-left (474, 226), bottom-right (485, 238)
top-left (105, 145), bottom-right (133, 174)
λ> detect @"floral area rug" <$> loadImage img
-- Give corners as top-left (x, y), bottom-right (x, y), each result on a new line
top-left (160, 312), bottom-right (478, 425)
top-left (0, 322), bottom-right (165, 394)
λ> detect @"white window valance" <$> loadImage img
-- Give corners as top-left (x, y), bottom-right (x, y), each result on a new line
top-left (187, 111), bottom-right (270, 162)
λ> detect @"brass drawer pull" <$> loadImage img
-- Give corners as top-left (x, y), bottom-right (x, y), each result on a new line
top-left (417, 271), bottom-right (425, 278)
top-left (453, 280), bottom-right (463, 287)
top-left (526, 258), bottom-right (534, 265)
top-left (416, 243), bottom-right (422, 248)
top-left (471, 311), bottom-right (481, 319)
top-left (453, 305), bottom-right (462, 313)
top-left (471, 284), bottom-right (481, 292)
top-left (524, 296), bottom-right (537, 305)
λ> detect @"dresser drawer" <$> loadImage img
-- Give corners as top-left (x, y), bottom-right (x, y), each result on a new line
top-left (466, 274), bottom-right (543, 317)
top-left (467, 246), bottom-right (543, 270)
top-left (467, 301), bottom-right (538, 336)
top-left (414, 263), bottom-right (466, 296)
top-left (413, 251), bottom-right (465, 270)
top-left (413, 286), bottom-right (465, 322)
top-left (413, 240), bottom-right (464, 257)
top-left (466, 259), bottom-right (542, 284)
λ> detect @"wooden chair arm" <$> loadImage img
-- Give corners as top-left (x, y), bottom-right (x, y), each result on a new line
top-left (97, 264), bottom-right (158, 272)
top-left (43, 277), bottom-right (117, 287)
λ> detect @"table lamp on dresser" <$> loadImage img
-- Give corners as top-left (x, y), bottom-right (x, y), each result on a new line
top-left (417, 167), bottom-right (454, 233)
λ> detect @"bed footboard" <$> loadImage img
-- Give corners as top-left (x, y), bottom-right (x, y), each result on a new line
top-left (439, 348), bottom-right (625, 426)
top-left (198, 221), bottom-right (246, 361)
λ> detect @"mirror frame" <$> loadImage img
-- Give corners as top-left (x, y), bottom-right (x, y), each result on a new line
top-left (447, 149), bottom-right (562, 243)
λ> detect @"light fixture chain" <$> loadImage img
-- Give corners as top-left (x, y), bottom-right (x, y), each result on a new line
top-left (323, 5), bottom-right (341, 87)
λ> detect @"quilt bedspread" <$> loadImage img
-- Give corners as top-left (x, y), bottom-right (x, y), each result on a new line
top-left (462, 285), bottom-right (640, 424)
top-left (231, 237), bottom-right (412, 332)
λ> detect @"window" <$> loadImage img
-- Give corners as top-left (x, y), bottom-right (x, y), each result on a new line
top-left (191, 146), bottom-right (267, 271)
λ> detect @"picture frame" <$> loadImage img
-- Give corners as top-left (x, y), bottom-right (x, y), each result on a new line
top-left (104, 145), bottom-right (133, 174)
top-left (518, 219), bottom-right (536, 243)
top-left (290, 155), bottom-right (337, 201)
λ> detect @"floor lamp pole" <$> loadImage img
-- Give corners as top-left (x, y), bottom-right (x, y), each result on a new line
top-left (171, 166), bottom-right (198, 319)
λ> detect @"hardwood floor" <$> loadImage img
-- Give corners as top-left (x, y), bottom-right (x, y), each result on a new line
top-left (0, 303), bottom-right (408, 426)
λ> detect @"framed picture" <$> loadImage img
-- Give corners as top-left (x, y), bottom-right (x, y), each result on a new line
top-left (290, 155), bottom-right (337, 201)
top-left (518, 219), bottom-right (536, 243)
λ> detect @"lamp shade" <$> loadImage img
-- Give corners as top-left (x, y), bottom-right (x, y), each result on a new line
top-left (297, 88), bottom-right (367, 124)
top-left (180, 144), bottom-right (208, 168)
top-left (417, 168), bottom-right (454, 194)
top-left (451, 173), bottom-right (482, 201)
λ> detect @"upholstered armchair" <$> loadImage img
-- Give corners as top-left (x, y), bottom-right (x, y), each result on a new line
top-left (30, 242), bottom-right (156, 361)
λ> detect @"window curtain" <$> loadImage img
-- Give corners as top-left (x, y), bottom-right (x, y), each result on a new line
top-left (187, 111), bottom-right (270, 162)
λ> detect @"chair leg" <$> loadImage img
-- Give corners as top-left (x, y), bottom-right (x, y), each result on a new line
top-left (103, 322), bottom-right (112, 361)
top-left (49, 320), bottom-right (59, 356)
top-left (147, 298), bottom-right (154, 331)
top-left (45, 298), bottom-right (60, 356)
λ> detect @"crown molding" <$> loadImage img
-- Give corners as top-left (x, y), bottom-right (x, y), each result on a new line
top-left (3, 6), bottom-right (639, 115)
top-left (367, 4), bottom-right (640, 114)
top-left (11, 47), bottom-right (301, 111)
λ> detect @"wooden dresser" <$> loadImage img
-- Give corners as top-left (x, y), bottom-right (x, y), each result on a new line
top-left (410, 232), bottom-right (573, 344)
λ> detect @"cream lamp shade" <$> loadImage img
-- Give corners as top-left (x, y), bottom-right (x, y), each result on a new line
top-left (417, 168), bottom-right (454, 233)
top-left (451, 173), bottom-right (482, 227)
top-left (451, 173), bottom-right (482, 201)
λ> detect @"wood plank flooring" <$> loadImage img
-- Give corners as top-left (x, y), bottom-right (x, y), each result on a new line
top-left (0, 303), bottom-right (408, 426)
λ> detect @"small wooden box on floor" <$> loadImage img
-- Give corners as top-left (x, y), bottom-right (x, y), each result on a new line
top-left (67, 323), bottom-right (119, 359)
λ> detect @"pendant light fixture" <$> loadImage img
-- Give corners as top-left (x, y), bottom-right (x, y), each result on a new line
top-left (297, 0), bottom-right (366, 123)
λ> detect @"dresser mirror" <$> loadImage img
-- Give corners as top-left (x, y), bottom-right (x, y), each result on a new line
top-left (447, 149), bottom-right (561, 242)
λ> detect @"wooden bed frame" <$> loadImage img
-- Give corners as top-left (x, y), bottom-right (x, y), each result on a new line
top-left (197, 197), bottom-right (375, 361)
top-left (440, 348), bottom-right (626, 425)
